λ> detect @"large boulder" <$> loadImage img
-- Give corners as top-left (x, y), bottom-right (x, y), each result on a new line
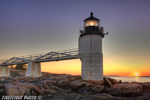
top-left (40, 79), bottom-right (56, 85)
top-left (65, 93), bottom-right (80, 100)
top-left (44, 89), bottom-right (57, 94)
top-left (69, 80), bottom-right (87, 89)
top-left (79, 84), bottom-right (105, 95)
top-left (0, 84), bottom-right (4, 95)
top-left (68, 76), bottom-right (80, 81)
top-left (90, 85), bottom-right (105, 93)
top-left (103, 77), bottom-right (120, 86)
top-left (11, 82), bottom-right (35, 95)
top-left (142, 83), bottom-right (150, 92)
top-left (105, 83), bottom-right (142, 97)
top-left (56, 79), bottom-right (70, 87)
top-left (4, 82), bottom-right (43, 96)
top-left (103, 77), bottom-right (113, 86)
top-left (4, 83), bottom-right (25, 96)
top-left (31, 86), bottom-right (43, 95)
top-left (107, 77), bottom-right (119, 85)
top-left (0, 84), bottom-right (4, 88)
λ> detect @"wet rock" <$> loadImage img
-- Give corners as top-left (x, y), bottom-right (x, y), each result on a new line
top-left (4, 82), bottom-right (44, 95)
top-left (79, 84), bottom-right (105, 95)
top-left (135, 95), bottom-right (150, 100)
top-left (90, 85), bottom-right (105, 93)
top-left (94, 93), bottom-right (127, 100)
top-left (0, 84), bottom-right (4, 88)
top-left (19, 82), bottom-right (43, 95)
top-left (107, 77), bottom-right (118, 85)
top-left (70, 80), bottom-right (86, 89)
top-left (105, 83), bottom-right (142, 97)
top-left (65, 93), bottom-right (80, 100)
top-left (103, 77), bottom-right (113, 86)
top-left (80, 95), bottom-right (107, 100)
top-left (103, 77), bottom-right (119, 86)
top-left (98, 80), bottom-right (106, 85)
top-left (43, 84), bottom-right (50, 90)
top-left (11, 82), bottom-right (35, 89)
top-left (40, 79), bottom-right (56, 85)
top-left (4, 77), bottom-right (12, 80)
top-left (142, 83), bottom-right (150, 92)
top-left (0, 84), bottom-right (4, 95)
top-left (4, 83), bottom-right (25, 96)
top-left (46, 94), bottom-right (66, 100)
top-left (44, 89), bottom-right (57, 94)
top-left (63, 89), bottom-right (72, 93)
top-left (110, 90), bottom-right (122, 96)
top-left (0, 89), bottom-right (4, 95)
top-left (56, 79), bottom-right (70, 87)
top-left (68, 76), bottom-right (78, 81)
top-left (78, 86), bottom-right (93, 95)
top-left (0, 78), bottom-right (5, 81)
top-left (32, 86), bottom-right (43, 95)
top-left (118, 80), bottom-right (122, 83)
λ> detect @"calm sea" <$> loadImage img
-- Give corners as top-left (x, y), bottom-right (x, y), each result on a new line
top-left (110, 76), bottom-right (150, 83)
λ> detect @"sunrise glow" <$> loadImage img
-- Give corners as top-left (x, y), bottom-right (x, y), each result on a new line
top-left (134, 72), bottom-right (140, 77)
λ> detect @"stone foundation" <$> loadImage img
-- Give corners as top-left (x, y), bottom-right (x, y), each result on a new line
top-left (25, 61), bottom-right (41, 77)
top-left (0, 65), bottom-right (10, 76)
top-left (81, 52), bottom-right (103, 81)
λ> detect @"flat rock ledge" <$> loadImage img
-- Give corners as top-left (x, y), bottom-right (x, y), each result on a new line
top-left (0, 68), bottom-right (150, 100)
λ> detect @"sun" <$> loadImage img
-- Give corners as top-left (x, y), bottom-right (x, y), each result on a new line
top-left (134, 72), bottom-right (140, 77)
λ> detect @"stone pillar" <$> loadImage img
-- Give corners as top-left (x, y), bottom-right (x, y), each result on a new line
top-left (81, 52), bottom-right (103, 81)
top-left (25, 61), bottom-right (41, 77)
top-left (79, 34), bottom-right (103, 81)
top-left (0, 65), bottom-right (10, 77)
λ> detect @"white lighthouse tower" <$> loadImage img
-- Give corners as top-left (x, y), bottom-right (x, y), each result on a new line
top-left (79, 12), bottom-right (108, 81)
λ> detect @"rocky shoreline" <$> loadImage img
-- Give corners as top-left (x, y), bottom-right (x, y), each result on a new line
top-left (0, 68), bottom-right (150, 100)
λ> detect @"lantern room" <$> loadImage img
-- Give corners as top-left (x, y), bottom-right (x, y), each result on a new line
top-left (84, 12), bottom-right (100, 27)
top-left (80, 12), bottom-right (107, 37)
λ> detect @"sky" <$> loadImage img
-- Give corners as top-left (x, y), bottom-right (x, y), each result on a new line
top-left (0, 0), bottom-right (150, 76)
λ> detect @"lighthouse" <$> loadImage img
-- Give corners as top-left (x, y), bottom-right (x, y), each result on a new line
top-left (79, 12), bottom-right (108, 81)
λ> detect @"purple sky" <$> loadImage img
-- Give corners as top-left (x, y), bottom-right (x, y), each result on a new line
top-left (0, 0), bottom-right (150, 73)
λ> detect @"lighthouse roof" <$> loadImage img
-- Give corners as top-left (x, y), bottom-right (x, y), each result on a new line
top-left (84, 12), bottom-right (100, 22)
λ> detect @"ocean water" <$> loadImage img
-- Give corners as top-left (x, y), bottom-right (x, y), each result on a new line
top-left (109, 76), bottom-right (150, 83)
